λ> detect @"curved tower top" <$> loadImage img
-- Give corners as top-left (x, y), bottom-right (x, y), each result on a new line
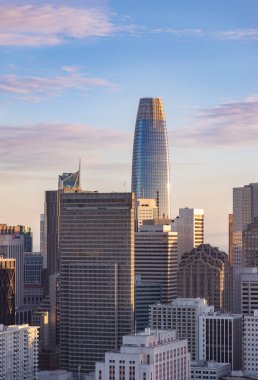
top-left (131, 97), bottom-right (171, 218)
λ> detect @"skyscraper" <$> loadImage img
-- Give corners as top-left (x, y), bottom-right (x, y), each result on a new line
top-left (177, 244), bottom-right (233, 312)
top-left (232, 183), bottom-right (258, 269)
top-left (59, 192), bottom-right (135, 373)
top-left (135, 223), bottom-right (178, 303)
top-left (131, 98), bottom-right (171, 218)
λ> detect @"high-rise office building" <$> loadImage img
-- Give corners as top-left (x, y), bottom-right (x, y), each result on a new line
top-left (95, 329), bottom-right (190, 380)
top-left (199, 314), bottom-right (242, 370)
top-left (0, 233), bottom-right (25, 309)
top-left (233, 267), bottom-right (258, 314)
top-left (149, 298), bottom-right (214, 361)
top-left (131, 98), bottom-right (171, 218)
top-left (243, 310), bottom-right (258, 372)
top-left (177, 244), bottom-right (233, 312)
top-left (228, 213), bottom-right (233, 266)
top-left (171, 208), bottom-right (204, 264)
top-left (0, 324), bottom-right (39, 379)
top-left (59, 192), bottom-right (135, 374)
top-left (232, 183), bottom-right (258, 269)
top-left (0, 257), bottom-right (15, 325)
top-left (243, 218), bottom-right (258, 267)
top-left (135, 224), bottom-right (178, 303)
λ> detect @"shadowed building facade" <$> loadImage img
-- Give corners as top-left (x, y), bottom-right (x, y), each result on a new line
top-left (131, 98), bottom-right (171, 219)
top-left (0, 257), bottom-right (15, 325)
top-left (59, 192), bottom-right (135, 374)
top-left (177, 244), bottom-right (233, 312)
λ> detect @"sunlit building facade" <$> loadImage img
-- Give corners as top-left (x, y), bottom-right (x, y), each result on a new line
top-left (131, 98), bottom-right (171, 219)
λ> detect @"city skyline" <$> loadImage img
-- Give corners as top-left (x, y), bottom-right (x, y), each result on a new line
top-left (0, 0), bottom-right (258, 251)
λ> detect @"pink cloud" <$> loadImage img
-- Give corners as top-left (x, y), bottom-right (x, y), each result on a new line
top-left (172, 95), bottom-right (258, 147)
top-left (0, 4), bottom-right (137, 46)
top-left (0, 73), bottom-right (118, 101)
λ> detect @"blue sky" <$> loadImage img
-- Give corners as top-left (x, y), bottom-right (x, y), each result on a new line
top-left (0, 0), bottom-right (258, 250)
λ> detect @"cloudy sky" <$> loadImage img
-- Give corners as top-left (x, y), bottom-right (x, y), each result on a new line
top-left (0, 0), bottom-right (257, 251)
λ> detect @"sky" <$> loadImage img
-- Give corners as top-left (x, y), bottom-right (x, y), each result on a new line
top-left (0, 0), bottom-right (258, 251)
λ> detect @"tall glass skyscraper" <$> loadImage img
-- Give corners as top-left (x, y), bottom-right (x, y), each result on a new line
top-left (131, 97), bottom-right (171, 218)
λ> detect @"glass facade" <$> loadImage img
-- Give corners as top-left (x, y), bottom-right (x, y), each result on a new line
top-left (131, 98), bottom-right (171, 218)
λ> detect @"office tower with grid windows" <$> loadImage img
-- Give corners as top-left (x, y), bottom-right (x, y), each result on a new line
top-left (131, 98), bottom-right (171, 219)
top-left (59, 192), bottom-right (135, 374)
top-left (149, 298), bottom-right (214, 361)
top-left (232, 183), bottom-right (258, 269)
top-left (199, 314), bottom-right (242, 371)
top-left (135, 223), bottom-right (178, 304)
top-left (243, 310), bottom-right (258, 372)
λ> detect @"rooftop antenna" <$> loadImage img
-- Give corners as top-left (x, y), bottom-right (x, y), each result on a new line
top-left (78, 158), bottom-right (82, 190)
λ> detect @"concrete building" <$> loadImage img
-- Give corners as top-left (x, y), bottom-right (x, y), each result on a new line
top-left (0, 257), bottom-right (15, 325)
top-left (233, 183), bottom-right (258, 270)
top-left (0, 324), bottom-right (39, 380)
top-left (243, 218), bottom-right (258, 267)
top-left (135, 198), bottom-right (158, 230)
top-left (178, 244), bottom-right (233, 312)
top-left (150, 298), bottom-right (214, 361)
top-left (191, 361), bottom-right (231, 380)
top-left (171, 208), bottom-right (204, 265)
top-left (233, 267), bottom-right (258, 314)
top-left (60, 192), bottom-right (135, 374)
top-left (199, 313), bottom-right (242, 370)
top-left (243, 310), bottom-right (258, 372)
top-left (135, 224), bottom-right (178, 303)
top-left (0, 233), bottom-right (25, 309)
top-left (135, 275), bottom-right (162, 331)
top-left (95, 328), bottom-right (190, 380)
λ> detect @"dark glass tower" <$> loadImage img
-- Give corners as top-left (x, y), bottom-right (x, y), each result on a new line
top-left (131, 98), bottom-right (171, 218)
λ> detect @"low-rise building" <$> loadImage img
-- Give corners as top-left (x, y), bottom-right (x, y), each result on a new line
top-left (191, 361), bottom-right (231, 380)
top-left (95, 328), bottom-right (190, 380)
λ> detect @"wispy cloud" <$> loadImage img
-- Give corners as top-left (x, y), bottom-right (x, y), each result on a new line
top-left (152, 27), bottom-right (258, 41)
top-left (173, 95), bottom-right (258, 147)
top-left (214, 29), bottom-right (258, 41)
top-left (0, 72), bottom-right (118, 101)
top-left (0, 4), bottom-right (137, 46)
top-left (0, 123), bottom-right (131, 174)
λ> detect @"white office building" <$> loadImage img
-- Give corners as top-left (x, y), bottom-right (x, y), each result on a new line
top-left (150, 298), bottom-right (214, 361)
top-left (95, 328), bottom-right (190, 380)
top-left (0, 324), bottom-right (39, 380)
top-left (191, 361), bottom-right (231, 380)
top-left (199, 314), bottom-right (242, 370)
top-left (243, 310), bottom-right (258, 372)
top-left (234, 267), bottom-right (258, 314)
top-left (171, 208), bottom-right (204, 264)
